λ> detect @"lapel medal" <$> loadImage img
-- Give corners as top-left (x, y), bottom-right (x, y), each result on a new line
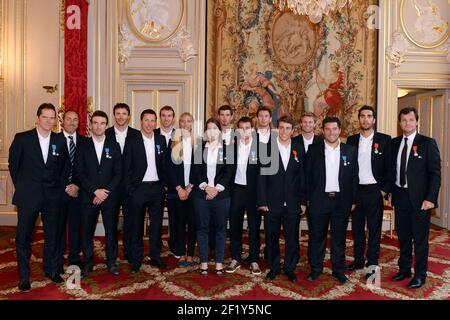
top-left (251, 151), bottom-right (257, 162)
top-left (293, 149), bottom-right (299, 162)
top-left (51, 144), bottom-right (59, 156)
top-left (156, 144), bottom-right (161, 155)
top-left (374, 143), bottom-right (380, 155)
top-left (105, 147), bottom-right (112, 159)
top-left (412, 145), bottom-right (420, 158)
top-left (219, 149), bottom-right (224, 162)
top-left (342, 155), bottom-right (349, 166)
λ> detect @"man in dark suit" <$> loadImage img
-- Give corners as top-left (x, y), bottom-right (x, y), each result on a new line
top-left (292, 112), bottom-right (323, 265)
top-left (105, 103), bottom-right (140, 262)
top-left (75, 111), bottom-right (122, 278)
top-left (226, 117), bottom-right (262, 275)
top-left (257, 116), bottom-right (306, 282)
top-left (306, 117), bottom-right (358, 284)
top-left (56, 110), bottom-right (88, 274)
top-left (391, 107), bottom-right (441, 289)
top-left (154, 106), bottom-right (177, 258)
top-left (9, 103), bottom-right (68, 292)
top-left (346, 106), bottom-right (392, 278)
top-left (123, 109), bottom-right (168, 273)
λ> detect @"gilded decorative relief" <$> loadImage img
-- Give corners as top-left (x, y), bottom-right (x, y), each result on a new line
top-left (126, 0), bottom-right (184, 43)
top-left (401, 0), bottom-right (449, 48)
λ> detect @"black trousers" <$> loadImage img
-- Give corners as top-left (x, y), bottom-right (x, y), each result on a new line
top-left (114, 189), bottom-right (133, 260)
top-left (265, 207), bottom-right (299, 273)
top-left (306, 208), bottom-right (313, 264)
top-left (16, 203), bottom-right (59, 280)
top-left (57, 195), bottom-right (83, 267)
top-left (166, 196), bottom-right (177, 254)
top-left (351, 184), bottom-right (383, 266)
top-left (229, 184), bottom-right (261, 263)
top-left (130, 183), bottom-right (165, 264)
top-left (174, 196), bottom-right (196, 257)
top-left (309, 194), bottom-right (350, 274)
top-left (82, 203), bottom-right (118, 268)
top-left (394, 187), bottom-right (431, 279)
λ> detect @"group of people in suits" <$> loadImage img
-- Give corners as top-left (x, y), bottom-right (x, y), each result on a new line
top-left (9, 102), bottom-right (441, 293)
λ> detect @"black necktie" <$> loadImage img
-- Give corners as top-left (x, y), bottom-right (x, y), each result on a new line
top-left (399, 137), bottom-right (408, 187)
top-left (68, 136), bottom-right (76, 183)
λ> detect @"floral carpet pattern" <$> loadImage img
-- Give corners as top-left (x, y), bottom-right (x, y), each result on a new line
top-left (0, 227), bottom-right (449, 300)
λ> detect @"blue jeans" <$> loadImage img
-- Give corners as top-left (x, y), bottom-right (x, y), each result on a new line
top-left (193, 197), bottom-right (230, 264)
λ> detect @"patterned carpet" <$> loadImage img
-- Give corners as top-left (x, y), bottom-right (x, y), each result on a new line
top-left (0, 226), bottom-right (449, 300)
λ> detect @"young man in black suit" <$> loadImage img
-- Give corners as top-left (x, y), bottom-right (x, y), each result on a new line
top-left (226, 117), bottom-right (262, 275)
top-left (105, 103), bottom-right (140, 262)
top-left (257, 116), bottom-right (306, 283)
top-left (123, 109), bottom-right (168, 273)
top-left (56, 110), bottom-right (88, 274)
top-left (391, 107), bottom-right (441, 289)
top-left (306, 117), bottom-right (358, 284)
top-left (75, 111), bottom-right (122, 278)
top-left (292, 112), bottom-right (323, 265)
top-left (346, 106), bottom-right (392, 277)
top-left (154, 106), bottom-right (178, 258)
top-left (9, 103), bottom-right (68, 292)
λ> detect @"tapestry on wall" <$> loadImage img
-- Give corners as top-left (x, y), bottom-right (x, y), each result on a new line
top-left (206, 0), bottom-right (378, 137)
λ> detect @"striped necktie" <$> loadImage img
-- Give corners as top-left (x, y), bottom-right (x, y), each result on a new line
top-left (68, 135), bottom-right (76, 183)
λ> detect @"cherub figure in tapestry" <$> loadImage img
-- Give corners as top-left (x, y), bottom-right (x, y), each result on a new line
top-left (241, 63), bottom-right (279, 124)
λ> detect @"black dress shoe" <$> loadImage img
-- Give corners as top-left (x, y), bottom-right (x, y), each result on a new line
top-left (285, 271), bottom-right (297, 283)
top-left (332, 272), bottom-right (349, 284)
top-left (45, 272), bottom-right (64, 284)
top-left (81, 265), bottom-right (94, 278)
top-left (307, 271), bottom-right (322, 282)
top-left (149, 259), bottom-right (167, 270)
top-left (347, 261), bottom-right (365, 271)
top-left (108, 264), bottom-right (120, 276)
top-left (130, 263), bottom-right (141, 274)
top-left (407, 277), bottom-right (426, 289)
top-left (18, 279), bottom-right (31, 292)
top-left (266, 270), bottom-right (279, 280)
top-left (392, 271), bottom-right (412, 281)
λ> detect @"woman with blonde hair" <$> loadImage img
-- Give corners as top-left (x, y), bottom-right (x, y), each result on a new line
top-left (168, 112), bottom-right (196, 267)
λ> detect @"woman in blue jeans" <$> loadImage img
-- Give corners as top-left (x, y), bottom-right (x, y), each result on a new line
top-left (191, 118), bottom-right (234, 275)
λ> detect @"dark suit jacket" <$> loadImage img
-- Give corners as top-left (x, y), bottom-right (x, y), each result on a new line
top-left (346, 132), bottom-right (393, 193)
top-left (292, 134), bottom-right (323, 152)
top-left (190, 141), bottom-right (234, 200)
top-left (123, 132), bottom-right (168, 195)
top-left (9, 129), bottom-right (68, 208)
top-left (74, 137), bottom-right (122, 206)
top-left (306, 141), bottom-right (359, 213)
top-left (257, 138), bottom-right (306, 213)
top-left (154, 128), bottom-right (174, 148)
top-left (391, 133), bottom-right (441, 211)
top-left (230, 132), bottom-right (260, 205)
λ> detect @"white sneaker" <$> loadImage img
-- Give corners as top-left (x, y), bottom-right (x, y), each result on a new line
top-left (225, 259), bottom-right (241, 273)
top-left (250, 262), bottom-right (261, 275)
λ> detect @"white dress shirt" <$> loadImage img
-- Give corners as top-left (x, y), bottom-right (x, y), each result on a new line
top-left (182, 137), bottom-right (192, 186)
top-left (199, 143), bottom-right (225, 192)
top-left (277, 138), bottom-right (291, 171)
top-left (358, 132), bottom-right (377, 185)
top-left (325, 141), bottom-right (341, 192)
top-left (114, 126), bottom-right (128, 154)
top-left (234, 138), bottom-right (252, 185)
top-left (93, 137), bottom-right (105, 164)
top-left (396, 131), bottom-right (417, 188)
top-left (302, 135), bottom-right (314, 153)
top-left (160, 128), bottom-right (174, 146)
top-left (222, 129), bottom-right (232, 145)
top-left (142, 133), bottom-right (159, 182)
top-left (63, 131), bottom-right (77, 149)
top-left (258, 129), bottom-right (271, 144)
top-left (37, 130), bottom-right (51, 164)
